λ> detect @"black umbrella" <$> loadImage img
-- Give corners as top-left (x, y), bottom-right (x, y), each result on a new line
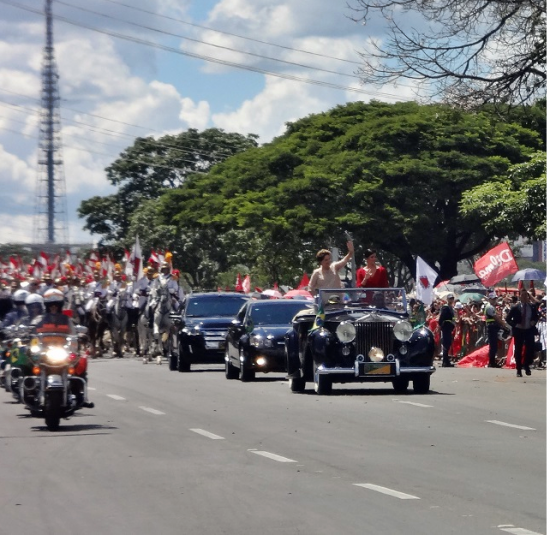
top-left (449, 274), bottom-right (481, 285)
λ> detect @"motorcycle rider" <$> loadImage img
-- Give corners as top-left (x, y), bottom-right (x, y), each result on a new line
top-left (34, 289), bottom-right (93, 407)
top-left (1, 289), bottom-right (30, 328)
top-left (25, 293), bottom-right (45, 325)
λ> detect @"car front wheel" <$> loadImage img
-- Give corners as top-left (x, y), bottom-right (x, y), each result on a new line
top-left (392, 377), bottom-right (409, 393)
top-left (289, 375), bottom-right (306, 392)
top-left (313, 362), bottom-right (332, 395)
top-left (225, 348), bottom-right (239, 380)
top-left (412, 374), bottom-right (430, 394)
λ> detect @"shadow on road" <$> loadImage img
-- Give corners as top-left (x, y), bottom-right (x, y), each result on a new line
top-left (30, 423), bottom-right (118, 434)
top-left (301, 387), bottom-right (454, 396)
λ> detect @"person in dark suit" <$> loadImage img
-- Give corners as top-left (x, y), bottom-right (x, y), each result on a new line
top-left (506, 288), bottom-right (540, 377)
top-left (438, 294), bottom-right (456, 367)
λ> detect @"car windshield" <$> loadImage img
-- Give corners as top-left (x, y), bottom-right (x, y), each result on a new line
top-left (318, 288), bottom-right (407, 314)
top-left (249, 302), bottom-right (311, 326)
top-left (185, 296), bottom-right (248, 318)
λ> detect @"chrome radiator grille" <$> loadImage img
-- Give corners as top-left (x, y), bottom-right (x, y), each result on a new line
top-left (356, 322), bottom-right (394, 357)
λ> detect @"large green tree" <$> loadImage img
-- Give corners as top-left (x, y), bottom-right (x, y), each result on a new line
top-left (460, 151), bottom-right (546, 240)
top-left (77, 128), bottom-right (258, 245)
top-left (160, 101), bottom-right (542, 281)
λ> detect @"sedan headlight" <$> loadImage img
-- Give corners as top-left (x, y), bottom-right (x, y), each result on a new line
top-left (251, 335), bottom-right (265, 348)
top-left (393, 320), bottom-right (413, 342)
top-left (336, 321), bottom-right (356, 343)
top-left (45, 347), bottom-right (69, 364)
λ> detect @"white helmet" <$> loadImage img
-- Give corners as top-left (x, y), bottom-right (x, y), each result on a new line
top-left (25, 293), bottom-right (44, 314)
top-left (25, 293), bottom-right (44, 305)
top-left (43, 288), bottom-right (64, 304)
top-left (13, 289), bottom-right (29, 304)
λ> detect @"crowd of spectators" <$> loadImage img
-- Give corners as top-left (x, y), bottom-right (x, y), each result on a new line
top-left (410, 289), bottom-right (547, 368)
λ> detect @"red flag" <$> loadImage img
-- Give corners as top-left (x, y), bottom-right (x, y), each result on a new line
top-left (242, 274), bottom-right (251, 294)
top-left (297, 273), bottom-right (309, 290)
top-left (273, 281), bottom-right (279, 290)
top-left (473, 242), bottom-right (518, 288)
top-left (235, 273), bottom-right (243, 292)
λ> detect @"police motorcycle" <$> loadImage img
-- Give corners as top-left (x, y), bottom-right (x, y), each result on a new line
top-left (19, 327), bottom-right (92, 430)
top-left (19, 289), bottom-right (94, 431)
top-left (0, 324), bottom-right (33, 399)
top-left (0, 289), bottom-right (32, 395)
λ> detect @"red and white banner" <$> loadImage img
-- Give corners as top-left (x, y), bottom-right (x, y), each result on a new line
top-left (473, 242), bottom-right (518, 288)
top-left (242, 274), bottom-right (251, 294)
top-left (416, 256), bottom-right (439, 304)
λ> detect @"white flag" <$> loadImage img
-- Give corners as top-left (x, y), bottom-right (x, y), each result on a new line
top-left (416, 256), bottom-right (439, 305)
top-left (128, 236), bottom-right (143, 281)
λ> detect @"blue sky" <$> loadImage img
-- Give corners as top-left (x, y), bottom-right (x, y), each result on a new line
top-left (0, 0), bottom-right (418, 245)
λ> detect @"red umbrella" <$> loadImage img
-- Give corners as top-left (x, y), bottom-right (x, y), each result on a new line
top-left (435, 279), bottom-right (450, 288)
top-left (284, 289), bottom-right (313, 300)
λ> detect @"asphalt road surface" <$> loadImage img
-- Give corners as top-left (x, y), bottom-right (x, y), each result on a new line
top-left (1, 357), bottom-right (546, 535)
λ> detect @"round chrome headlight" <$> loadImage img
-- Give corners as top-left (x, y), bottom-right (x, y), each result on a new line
top-left (251, 335), bottom-right (264, 348)
top-left (394, 320), bottom-right (413, 342)
top-left (368, 347), bottom-right (384, 362)
top-left (336, 321), bottom-right (356, 343)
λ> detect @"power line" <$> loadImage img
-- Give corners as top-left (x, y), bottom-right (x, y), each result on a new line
top-left (56, 0), bottom-right (362, 81)
top-left (0, 0), bottom-right (406, 100)
top-left (0, 123), bottom-right (208, 173)
top-left (100, 0), bottom-right (363, 66)
top-left (0, 93), bottom-right (254, 160)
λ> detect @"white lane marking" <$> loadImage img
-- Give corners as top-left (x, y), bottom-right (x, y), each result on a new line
top-left (107, 394), bottom-right (126, 401)
top-left (249, 450), bottom-right (297, 463)
top-left (396, 400), bottom-right (433, 408)
top-left (189, 428), bottom-right (225, 440)
top-left (139, 407), bottom-right (165, 415)
top-left (486, 420), bottom-right (536, 431)
top-left (354, 483), bottom-right (420, 500)
top-left (499, 526), bottom-right (544, 535)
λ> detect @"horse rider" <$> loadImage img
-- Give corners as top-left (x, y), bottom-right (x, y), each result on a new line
top-left (38, 273), bottom-right (55, 296)
top-left (150, 262), bottom-right (180, 310)
top-left (106, 268), bottom-right (127, 316)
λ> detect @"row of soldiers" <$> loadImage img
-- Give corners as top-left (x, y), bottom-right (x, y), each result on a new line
top-left (1, 261), bottom-right (186, 331)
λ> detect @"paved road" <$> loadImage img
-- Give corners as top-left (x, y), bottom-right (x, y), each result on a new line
top-left (0, 358), bottom-right (546, 535)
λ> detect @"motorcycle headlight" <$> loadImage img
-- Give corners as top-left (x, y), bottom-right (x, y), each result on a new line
top-left (45, 347), bottom-right (69, 364)
top-left (336, 321), bottom-right (356, 343)
top-left (394, 320), bottom-right (413, 342)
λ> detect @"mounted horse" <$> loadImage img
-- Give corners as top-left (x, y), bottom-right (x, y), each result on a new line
top-left (109, 286), bottom-right (129, 358)
top-left (148, 278), bottom-right (174, 365)
top-left (85, 294), bottom-right (109, 358)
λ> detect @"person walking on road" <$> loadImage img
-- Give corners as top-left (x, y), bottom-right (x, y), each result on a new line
top-left (484, 291), bottom-right (510, 368)
top-left (506, 288), bottom-right (540, 377)
top-left (438, 294), bottom-right (456, 367)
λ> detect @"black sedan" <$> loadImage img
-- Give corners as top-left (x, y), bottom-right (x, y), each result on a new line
top-left (225, 299), bottom-right (312, 381)
top-left (285, 288), bottom-right (436, 395)
top-left (174, 292), bottom-right (250, 372)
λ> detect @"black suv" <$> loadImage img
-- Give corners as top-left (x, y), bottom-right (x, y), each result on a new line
top-left (173, 292), bottom-right (249, 372)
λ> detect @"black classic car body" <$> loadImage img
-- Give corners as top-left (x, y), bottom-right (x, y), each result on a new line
top-left (174, 292), bottom-right (249, 372)
top-left (225, 300), bottom-right (312, 381)
top-left (285, 288), bottom-right (436, 395)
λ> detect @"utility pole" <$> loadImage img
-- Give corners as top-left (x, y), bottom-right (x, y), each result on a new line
top-left (33, 0), bottom-right (68, 246)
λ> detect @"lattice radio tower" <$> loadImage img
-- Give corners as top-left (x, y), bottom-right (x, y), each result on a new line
top-left (33, 0), bottom-right (68, 245)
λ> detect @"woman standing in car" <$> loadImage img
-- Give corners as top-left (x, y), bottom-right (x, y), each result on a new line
top-left (308, 241), bottom-right (354, 296)
top-left (357, 249), bottom-right (389, 289)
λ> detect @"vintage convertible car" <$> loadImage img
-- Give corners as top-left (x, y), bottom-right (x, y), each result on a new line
top-left (285, 288), bottom-right (435, 395)
top-left (225, 299), bottom-right (313, 381)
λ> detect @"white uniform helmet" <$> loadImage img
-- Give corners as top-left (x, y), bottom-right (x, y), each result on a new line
top-left (12, 289), bottom-right (30, 304)
top-left (43, 288), bottom-right (64, 304)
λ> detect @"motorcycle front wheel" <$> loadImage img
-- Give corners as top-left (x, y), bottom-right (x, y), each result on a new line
top-left (45, 391), bottom-right (63, 431)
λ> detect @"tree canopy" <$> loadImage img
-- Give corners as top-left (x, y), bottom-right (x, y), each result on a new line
top-left (460, 151), bottom-right (546, 241)
top-left (350, 0), bottom-right (546, 106)
top-left (160, 101), bottom-right (543, 281)
top-left (77, 128), bottom-right (258, 244)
